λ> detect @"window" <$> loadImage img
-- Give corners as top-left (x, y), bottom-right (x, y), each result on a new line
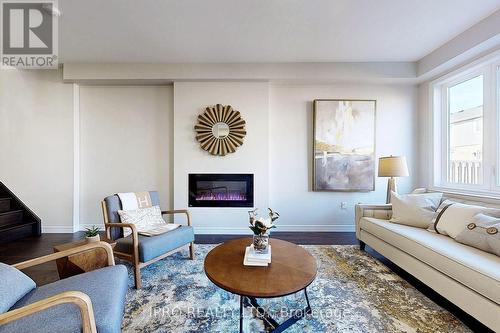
top-left (498, 64), bottom-right (500, 187)
top-left (431, 55), bottom-right (500, 195)
top-left (447, 75), bottom-right (483, 185)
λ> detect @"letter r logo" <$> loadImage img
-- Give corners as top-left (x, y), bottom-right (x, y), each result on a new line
top-left (2, 2), bottom-right (53, 54)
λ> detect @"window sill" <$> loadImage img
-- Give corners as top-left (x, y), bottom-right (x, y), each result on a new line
top-left (428, 186), bottom-right (500, 204)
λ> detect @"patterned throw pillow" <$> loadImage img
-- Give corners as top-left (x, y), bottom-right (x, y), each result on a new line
top-left (118, 205), bottom-right (167, 237)
top-left (455, 213), bottom-right (500, 256)
top-left (428, 200), bottom-right (500, 238)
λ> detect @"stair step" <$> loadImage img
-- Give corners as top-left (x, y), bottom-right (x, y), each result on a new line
top-left (0, 221), bottom-right (38, 242)
top-left (0, 197), bottom-right (11, 213)
top-left (0, 182), bottom-right (41, 243)
top-left (0, 209), bottom-right (23, 227)
top-left (0, 220), bottom-right (37, 232)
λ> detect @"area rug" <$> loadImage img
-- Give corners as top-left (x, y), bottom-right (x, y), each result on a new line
top-left (121, 245), bottom-right (471, 333)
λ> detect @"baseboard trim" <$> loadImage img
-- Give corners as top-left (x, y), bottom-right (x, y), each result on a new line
top-left (79, 224), bottom-right (104, 231)
top-left (42, 225), bottom-right (75, 233)
top-left (42, 224), bottom-right (105, 233)
top-left (276, 224), bottom-right (355, 232)
top-left (43, 224), bottom-right (355, 234)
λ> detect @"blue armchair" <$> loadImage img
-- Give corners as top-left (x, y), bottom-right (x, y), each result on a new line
top-left (101, 191), bottom-right (195, 289)
top-left (0, 242), bottom-right (128, 333)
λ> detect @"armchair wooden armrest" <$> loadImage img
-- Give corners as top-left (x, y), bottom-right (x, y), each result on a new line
top-left (0, 291), bottom-right (97, 333)
top-left (103, 223), bottom-right (139, 253)
top-left (13, 241), bottom-right (115, 270)
top-left (161, 209), bottom-right (192, 226)
top-left (104, 222), bottom-right (138, 239)
top-left (103, 223), bottom-right (139, 255)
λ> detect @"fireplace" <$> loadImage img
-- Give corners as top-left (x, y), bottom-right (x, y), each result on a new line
top-left (188, 174), bottom-right (254, 207)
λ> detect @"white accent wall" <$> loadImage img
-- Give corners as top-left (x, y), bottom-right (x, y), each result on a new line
top-left (78, 86), bottom-right (173, 227)
top-left (173, 82), bottom-right (270, 234)
top-left (0, 69), bottom-right (74, 232)
top-left (172, 82), bottom-right (417, 233)
top-left (269, 84), bottom-right (418, 231)
top-left (1, 71), bottom-right (418, 233)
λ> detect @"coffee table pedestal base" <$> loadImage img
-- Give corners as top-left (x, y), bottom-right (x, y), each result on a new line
top-left (239, 288), bottom-right (311, 333)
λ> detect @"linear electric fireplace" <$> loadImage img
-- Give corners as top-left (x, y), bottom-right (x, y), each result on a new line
top-left (188, 173), bottom-right (254, 207)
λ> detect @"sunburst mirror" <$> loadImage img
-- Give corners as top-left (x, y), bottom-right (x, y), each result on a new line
top-left (194, 104), bottom-right (247, 156)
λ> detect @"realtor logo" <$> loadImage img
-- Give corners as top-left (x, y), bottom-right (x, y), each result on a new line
top-left (1, 0), bottom-right (58, 68)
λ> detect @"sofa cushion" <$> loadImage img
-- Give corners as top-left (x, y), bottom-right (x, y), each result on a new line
top-left (0, 265), bottom-right (128, 333)
top-left (360, 217), bottom-right (500, 305)
top-left (0, 263), bottom-right (36, 313)
top-left (115, 225), bottom-right (194, 262)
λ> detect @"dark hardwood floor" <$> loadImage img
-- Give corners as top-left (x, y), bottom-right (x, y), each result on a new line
top-left (0, 232), bottom-right (490, 332)
top-left (0, 232), bottom-right (86, 285)
top-left (195, 231), bottom-right (358, 245)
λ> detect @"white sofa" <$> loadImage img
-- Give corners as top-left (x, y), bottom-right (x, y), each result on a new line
top-left (355, 199), bottom-right (500, 332)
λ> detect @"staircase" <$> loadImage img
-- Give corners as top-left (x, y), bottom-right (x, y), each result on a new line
top-left (0, 182), bottom-right (41, 243)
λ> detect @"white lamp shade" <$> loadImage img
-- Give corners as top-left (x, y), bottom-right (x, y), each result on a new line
top-left (378, 156), bottom-right (409, 177)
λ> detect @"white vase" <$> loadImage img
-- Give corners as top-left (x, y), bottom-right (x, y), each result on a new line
top-left (85, 234), bottom-right (100, 243)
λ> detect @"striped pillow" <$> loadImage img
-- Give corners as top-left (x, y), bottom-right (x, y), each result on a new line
top-left (428, 200), bottom-right (500, 238)
top-left (427, 199), bottom-right (455, 233)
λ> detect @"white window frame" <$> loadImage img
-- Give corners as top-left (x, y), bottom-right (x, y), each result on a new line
top-left (429, 51), bottom-right (500, 197)
top-left (494, 60), bottom-right (500, 191)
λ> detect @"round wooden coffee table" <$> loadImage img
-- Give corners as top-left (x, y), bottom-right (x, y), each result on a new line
top-left (204, 237), bottom-right (317, 332)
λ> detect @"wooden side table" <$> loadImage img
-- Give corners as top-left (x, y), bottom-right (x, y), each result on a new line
top-left (53, 238), bottom-right (117, 279)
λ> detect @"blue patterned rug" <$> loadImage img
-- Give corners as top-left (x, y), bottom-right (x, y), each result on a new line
top-left (121, 245), bottom-right (470, 333)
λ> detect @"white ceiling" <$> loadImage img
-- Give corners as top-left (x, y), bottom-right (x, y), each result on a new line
top-left (58, 0), bottom-right (500, 63)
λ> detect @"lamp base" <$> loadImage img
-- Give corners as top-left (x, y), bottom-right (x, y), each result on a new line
top-left (386, 177), bottom-right (397, 204)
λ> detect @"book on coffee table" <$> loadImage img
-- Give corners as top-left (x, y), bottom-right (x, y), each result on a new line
top-left (243, 245), bottom-right (272, 266)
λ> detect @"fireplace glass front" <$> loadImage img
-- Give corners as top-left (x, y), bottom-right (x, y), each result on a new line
top-left (188, 174), bottom-right (254, 207)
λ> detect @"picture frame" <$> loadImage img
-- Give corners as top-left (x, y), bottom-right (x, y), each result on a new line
top-left (312, 99), bottom-right (376, 192)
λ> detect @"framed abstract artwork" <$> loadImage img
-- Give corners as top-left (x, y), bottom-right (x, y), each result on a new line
top-left (312, 99), bottom-right (376, 191)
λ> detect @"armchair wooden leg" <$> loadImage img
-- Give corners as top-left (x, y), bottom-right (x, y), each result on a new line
top-left (133, 251), bottom-right (142, 289)
top-left (134, 264), bottom-right (142, 289)
top-left (131, 233), bottom-right (141, 289)
top-left (189, 242), bottom-right (195, 260)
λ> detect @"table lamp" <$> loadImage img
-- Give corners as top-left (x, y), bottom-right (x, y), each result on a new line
top-left (378, 155), bottom-right (409, 203)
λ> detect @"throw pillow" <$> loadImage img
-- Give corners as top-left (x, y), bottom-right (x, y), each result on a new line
top-left (455, 213), bottom-right (500, 256)
top-left (390, 192), bottom-right (443, 228)
top-left (431, 201), bottom-right (500, 238)
top-left (427, 199), bottom-right (454, 233)
top-left (118, 205), bottom-right (168, 237)
top-left (0, 263), bottom-right (36, 313)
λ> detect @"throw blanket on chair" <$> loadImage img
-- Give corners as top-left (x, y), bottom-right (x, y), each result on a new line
top-left (117, 192), bottom-right (153, 210)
